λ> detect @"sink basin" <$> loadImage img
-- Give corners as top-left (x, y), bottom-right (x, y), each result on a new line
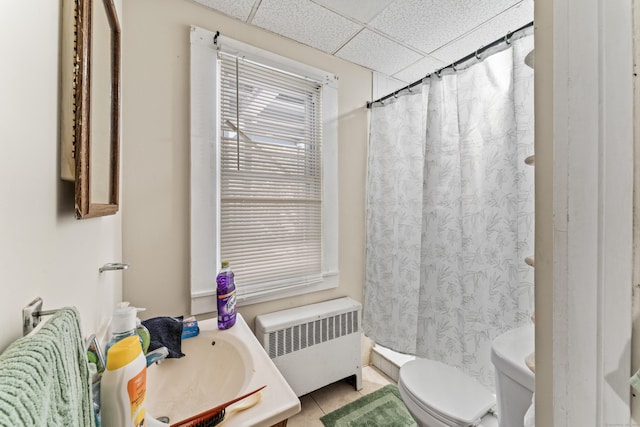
top-left (145, 329), bottom-right (252, 422)
top-left (144, 314), bottom-right (300, 426)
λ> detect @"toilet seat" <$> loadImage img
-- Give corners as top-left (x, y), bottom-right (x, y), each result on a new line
top-left (399, 359), bottom-right (495, 427)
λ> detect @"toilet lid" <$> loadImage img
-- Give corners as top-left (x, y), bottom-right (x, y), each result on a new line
top-left (399, 359), bottom-right (495, 426)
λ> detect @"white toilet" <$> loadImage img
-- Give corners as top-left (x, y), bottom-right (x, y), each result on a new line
top-left (398, 358), bottom-right (498, 427)
top-left (398, 324), bottom-right (534, 427)
top-left (491, 324), bottom-right (535, 427)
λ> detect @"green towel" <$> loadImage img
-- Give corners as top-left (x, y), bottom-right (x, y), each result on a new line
top-left (0, 308), bottom-right (95, 427)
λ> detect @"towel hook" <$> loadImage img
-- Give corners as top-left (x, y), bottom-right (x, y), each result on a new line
top-left (99, 262), bottom-right (129, 273)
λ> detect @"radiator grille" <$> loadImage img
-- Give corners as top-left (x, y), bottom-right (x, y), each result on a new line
top-left (266, 310), bottom-right (360, 359)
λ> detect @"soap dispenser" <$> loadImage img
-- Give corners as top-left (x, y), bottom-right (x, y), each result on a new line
top-left (105, 302), bottom-right (150, 358)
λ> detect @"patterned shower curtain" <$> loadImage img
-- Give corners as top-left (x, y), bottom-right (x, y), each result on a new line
top-left (364, 35), bottom-right (534, 390)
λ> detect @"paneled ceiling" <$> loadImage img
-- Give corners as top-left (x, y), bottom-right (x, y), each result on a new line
top-left (192, 0), bottom-right (533, 94)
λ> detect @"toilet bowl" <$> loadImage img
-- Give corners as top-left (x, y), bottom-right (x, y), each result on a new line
top-left (398, 359), bottom-right (498, 427)
top-left (397, 324), bottom-right (534, 427)
top-left (491, 324), bottom-right (535, 427)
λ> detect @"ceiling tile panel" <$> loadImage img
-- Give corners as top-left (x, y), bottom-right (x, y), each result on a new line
top-left (369, 0), bottom-right (523, 54)
top-left (336, 29), bottom-right (422, 76)
top-left (191, 0), bottom-right (256, 21)
top-left (392, 55), bottom-right (447, 83)
top-left (252, 0), bottom-right (362, 53)
top-left (429, 0), bottom-right (533, 65)
top-left (311, 0), bottom-right (395, 24)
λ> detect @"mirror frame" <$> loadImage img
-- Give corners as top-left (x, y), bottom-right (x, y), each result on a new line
top-left (66, 0), bottom-right (121, 219)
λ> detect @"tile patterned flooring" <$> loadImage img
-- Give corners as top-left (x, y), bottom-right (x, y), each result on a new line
top-left (287, 366), bottom-right (394, 427)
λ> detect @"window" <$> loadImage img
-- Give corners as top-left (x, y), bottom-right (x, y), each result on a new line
top-left (190, 27), bottom-right (339, 315)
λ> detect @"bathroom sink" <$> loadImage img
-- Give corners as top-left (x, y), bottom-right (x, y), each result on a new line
top-left (145, 314), bottom-right (300, 426)
top-left (145, 330), bottom-right (251, 422)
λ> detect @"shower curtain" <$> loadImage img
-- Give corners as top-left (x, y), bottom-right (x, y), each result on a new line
top-left (364, 34), bottom-right (534, 389)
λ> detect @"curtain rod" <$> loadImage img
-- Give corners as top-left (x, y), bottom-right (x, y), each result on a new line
top-left (367, 21), bottom-right (534, 108)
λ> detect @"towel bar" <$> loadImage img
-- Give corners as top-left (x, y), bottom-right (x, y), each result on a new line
top-left (22, 297), bottom-right (64, 336)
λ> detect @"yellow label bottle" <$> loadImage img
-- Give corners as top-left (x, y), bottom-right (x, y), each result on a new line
top-left (101, 335), bottom-right (147, 426)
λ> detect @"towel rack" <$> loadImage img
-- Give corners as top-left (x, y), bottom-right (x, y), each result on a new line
top-left (22, 297), bottom-right (64, 336)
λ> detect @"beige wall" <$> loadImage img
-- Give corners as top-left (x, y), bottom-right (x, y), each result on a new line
top-left (0, 1), bottom-right (123, 352)
top-left (121, 0), bottom-right (371, 329)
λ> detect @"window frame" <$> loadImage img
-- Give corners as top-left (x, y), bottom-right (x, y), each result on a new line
top-left (189, 26), bottom-right (339, 315)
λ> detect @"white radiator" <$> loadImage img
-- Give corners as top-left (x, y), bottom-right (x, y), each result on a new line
top-left (255, 297), bottom-right (363, 397)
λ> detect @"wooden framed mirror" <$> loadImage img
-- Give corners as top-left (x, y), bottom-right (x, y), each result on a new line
top-left (61, 0), bottom-right (120, 219)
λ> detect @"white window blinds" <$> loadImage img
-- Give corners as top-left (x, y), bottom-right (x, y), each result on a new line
top-left (190, 27), bottom-right (338, 314)
top-left (218, 52), bottom-right (324, 293)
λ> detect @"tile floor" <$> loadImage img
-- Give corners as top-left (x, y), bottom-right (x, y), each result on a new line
top-left (287, 366), bottom-right (394, 427)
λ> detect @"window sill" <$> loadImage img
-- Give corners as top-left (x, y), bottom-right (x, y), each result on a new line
top-left (191, 271), bottom-right (338, 315)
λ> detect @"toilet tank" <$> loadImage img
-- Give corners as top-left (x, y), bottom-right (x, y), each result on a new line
top-left (491, 324), bottom-right (535, 427)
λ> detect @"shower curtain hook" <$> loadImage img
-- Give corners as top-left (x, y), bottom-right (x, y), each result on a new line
top-left (452, 62), bottom-right (457, 72)
top-left (436, 69), bottom-right (442, 79)
top-left (505, 31), bottom-right (512, 44)
top-left (475, 50), bottom-right (481, 60)
top-left (407, 84), bottom-right (413, 93)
